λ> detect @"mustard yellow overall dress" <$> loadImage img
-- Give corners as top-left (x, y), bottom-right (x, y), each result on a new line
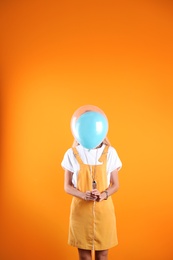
top-left (68, 145), bottom-right (118, 250)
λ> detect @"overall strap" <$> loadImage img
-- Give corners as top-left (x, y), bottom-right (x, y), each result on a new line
top-left (72, 147), bottom-right (83, 165)
top-left (98, 145), bottom-right (109, 163)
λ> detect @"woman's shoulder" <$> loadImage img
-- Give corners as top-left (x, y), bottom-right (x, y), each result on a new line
top-left (107, 145), bottom-right (119, 156)
top-left (63, 147), bottom-right (74, 158)
top-left (108, 145), bottom-right (116, 151)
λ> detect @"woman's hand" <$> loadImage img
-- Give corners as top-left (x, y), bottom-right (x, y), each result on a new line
top-left (91, 189), bottom-right (101, 201)
top-left (84, 190), bottom-right (97, 201)
top-left (98, 191), bottom-right (107, 202)
top-left (84, 189), bottom-right (100, 201)
top-left (92, 189), bottom-right (108, 202)
top-left (84, 189), bottom-right (109, 202)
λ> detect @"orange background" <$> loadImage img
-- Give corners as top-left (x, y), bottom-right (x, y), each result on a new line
top-left (1, 1), bottom-right (173, 259)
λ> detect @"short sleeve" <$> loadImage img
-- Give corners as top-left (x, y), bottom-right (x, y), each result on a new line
top-left (107, 146), bottom-right (122, 173)
top-left (61, 148), bottom-right (74, 172)
top-left (61, 148), bottom-right (79, 173)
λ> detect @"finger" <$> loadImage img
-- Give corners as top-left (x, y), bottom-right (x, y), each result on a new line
top-left (91, 189), bottom-right (100, 194)
top-left (92, 192), bottom-right (100, 197)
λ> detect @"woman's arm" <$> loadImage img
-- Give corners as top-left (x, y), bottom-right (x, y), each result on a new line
top-left (64, 168), bottom-right (119, 201)
top-left (64, 169), bottom-right (96, 201)
top-left (64, 169), bottom-right (84, 199)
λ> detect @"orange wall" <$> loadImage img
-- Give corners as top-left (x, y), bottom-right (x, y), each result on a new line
top-left (1, 1), bottom-right (173, 259)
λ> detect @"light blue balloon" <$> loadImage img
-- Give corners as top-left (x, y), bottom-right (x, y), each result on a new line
top-left (74, 111), bottom-right (108, 149)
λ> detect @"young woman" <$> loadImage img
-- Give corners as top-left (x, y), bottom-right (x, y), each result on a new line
top-left (61, 137), bottom-right (122, 260)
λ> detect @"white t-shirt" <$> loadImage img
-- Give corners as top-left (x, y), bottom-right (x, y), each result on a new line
top-left (61, 144), bottom-right (122, 188)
